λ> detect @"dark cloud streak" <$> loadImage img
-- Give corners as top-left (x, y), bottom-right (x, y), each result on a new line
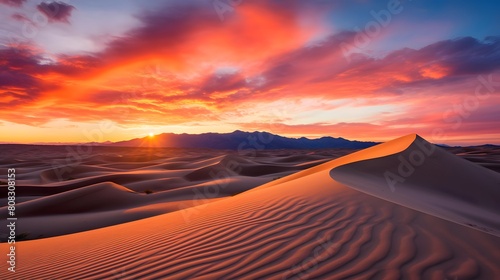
top-left (36, 1), bottom-right (75, 23)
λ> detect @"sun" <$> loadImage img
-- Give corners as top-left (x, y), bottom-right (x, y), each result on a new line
top-left (148, 132), bottom-right (154, 137)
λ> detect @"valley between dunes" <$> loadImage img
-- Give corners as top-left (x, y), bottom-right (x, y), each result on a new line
top-left (1, 134), bottom-right (499, 279)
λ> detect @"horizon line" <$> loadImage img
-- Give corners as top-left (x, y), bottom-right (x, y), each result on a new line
top-left (2, 130), bottom-right (499, 147)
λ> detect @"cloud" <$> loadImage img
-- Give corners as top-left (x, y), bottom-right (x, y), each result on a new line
top-left (0, 46), bottom-right (46, 88)
top-left (36, 1), bottom-right (75, 23)
top-left (0, 45), bottom-right (101, 117)
top-left (256, 36), bottom-right (500, 99)
top-left (0, 0), bottom-right (26, 7)
top-left (11, 13), bottom-right (32, 23)
top-left (199, 71), bottom-right (247, 95)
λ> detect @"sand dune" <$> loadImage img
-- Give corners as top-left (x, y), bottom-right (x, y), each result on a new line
top-left (8, 182), bottom-right (139, 216)
top-left (1, 137), bottom-right (499, 279)
top-left (330, 134), bottom-right (500, 237)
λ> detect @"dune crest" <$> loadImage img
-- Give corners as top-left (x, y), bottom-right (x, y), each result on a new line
top-left (2, 182), bottom-right (139, 217)
top-left (330, 134), bottom-right (500, 237)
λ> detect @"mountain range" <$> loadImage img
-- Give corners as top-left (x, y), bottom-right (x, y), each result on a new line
top-left (108, 130), bottom-right (378, 150)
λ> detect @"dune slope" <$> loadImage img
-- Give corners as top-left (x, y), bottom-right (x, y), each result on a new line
top-left (330, 135), bottom-right (500, 237)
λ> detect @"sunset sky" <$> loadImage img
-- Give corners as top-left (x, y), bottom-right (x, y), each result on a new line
top-left (1, 0), bottom-right (499, 145)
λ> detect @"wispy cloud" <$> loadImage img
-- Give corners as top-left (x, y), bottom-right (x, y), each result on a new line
top-left (0, 0), bottom-right (26, 7)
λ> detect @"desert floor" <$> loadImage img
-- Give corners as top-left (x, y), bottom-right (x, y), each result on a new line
top-left (1, 135), bottom-right (499, 279)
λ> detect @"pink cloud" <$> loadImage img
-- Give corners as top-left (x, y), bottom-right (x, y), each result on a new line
top-left (0, 0), bottom-right (26, 7)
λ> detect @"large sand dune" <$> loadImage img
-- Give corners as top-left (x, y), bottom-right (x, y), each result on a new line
top-left (330, 135), bottom-right (500, 237)
top-left (1, 136), bottom-right (499, 279)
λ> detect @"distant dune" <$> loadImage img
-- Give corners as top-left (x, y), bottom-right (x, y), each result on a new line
top-left (1, 135), bottom-right (499, 279)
